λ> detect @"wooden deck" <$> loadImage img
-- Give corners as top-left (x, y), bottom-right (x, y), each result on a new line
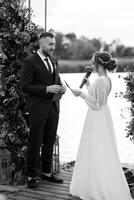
top-left (0, 164), bottom-right (134, 200)
top-left (0, 169), bottom-right (79, 200)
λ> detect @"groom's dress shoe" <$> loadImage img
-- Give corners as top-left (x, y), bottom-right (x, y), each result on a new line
top-left (40, 173), bottom-right (63, 183)
top-left (27, 178), bottom-right (39, 189)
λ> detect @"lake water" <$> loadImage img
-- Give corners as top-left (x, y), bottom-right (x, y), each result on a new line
top-left (58, 73), bottom-right (134, 164)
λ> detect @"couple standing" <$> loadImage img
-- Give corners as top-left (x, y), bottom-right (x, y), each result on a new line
top-left (21, 32), bottom-right (133, 200)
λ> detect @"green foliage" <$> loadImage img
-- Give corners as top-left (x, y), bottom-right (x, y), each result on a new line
top-left (58, 58), bottom-right (134, 73)
top-left (117, 58), bottom-right (134, 72)
top-left (55, 33), bottom-right (101, 60)
top-left (124, 72), bottom-right (134, 142)
top-left (0, 0), bottom-right (38, 183)
top-left (55, 32), bottom-right (67, 59)
top-left (55, 32), bottom-right (134, 60)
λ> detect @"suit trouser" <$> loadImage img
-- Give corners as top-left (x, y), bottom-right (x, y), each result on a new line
top-left (27, 102), bottom-right (59, 177)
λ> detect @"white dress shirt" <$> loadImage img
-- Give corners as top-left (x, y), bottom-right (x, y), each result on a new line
top-left (37, 51), bottom-right (53, 73)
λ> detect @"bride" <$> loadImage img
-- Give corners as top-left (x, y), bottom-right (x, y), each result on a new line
top-left (70, 51), bottom-right (133, 200)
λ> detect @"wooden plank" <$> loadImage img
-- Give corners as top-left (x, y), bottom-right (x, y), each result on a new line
top-left (37, 185), bottom-right (69, 195)
top-left (3, 169), bottom-right (76, 200)
top-left (14, 190), bottom-right (69, 200)
top-left (0, 185), bottom-right (20, 193)
top-left (5, 165), bottom-right (134, 200)
top-left (21, 191), bottom-right (68, 199)
top-left (39, 181), bottom-right (69, 189)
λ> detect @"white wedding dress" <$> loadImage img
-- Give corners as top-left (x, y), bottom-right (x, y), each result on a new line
top-left (70, 75), bottom-right (132, 200)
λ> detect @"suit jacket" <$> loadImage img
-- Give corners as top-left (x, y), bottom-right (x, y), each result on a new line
top-left (21, 52), bottom-right (63, 115)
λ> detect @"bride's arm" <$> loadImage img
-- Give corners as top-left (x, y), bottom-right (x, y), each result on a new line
top-left (80, 78), bottom-right (106, 110)
top-left (80, 90), bottom-right (100, 110)
top-left (72, 87), bottom-right (99, 110)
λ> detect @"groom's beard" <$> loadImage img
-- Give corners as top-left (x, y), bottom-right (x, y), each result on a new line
top-left (42, 50), bottom-right (53, 57)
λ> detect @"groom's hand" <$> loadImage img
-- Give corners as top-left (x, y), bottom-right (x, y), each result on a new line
top-left (46, 85), bottom-right (61, 93)
top-left (59, 84), bottom-right (66, 94)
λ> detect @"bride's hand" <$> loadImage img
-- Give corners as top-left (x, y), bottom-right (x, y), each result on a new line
top-left (72, 89), bottom-right (82, 97)
top-left (85, 78), bottom-right (90, 87)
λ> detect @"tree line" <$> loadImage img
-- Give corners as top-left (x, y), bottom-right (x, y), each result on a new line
top-left (54, 32), bottom-right (134, 60)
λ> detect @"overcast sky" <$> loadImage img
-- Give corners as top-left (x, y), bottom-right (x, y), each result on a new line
top-left (27, 0), bottom-right (134, 47)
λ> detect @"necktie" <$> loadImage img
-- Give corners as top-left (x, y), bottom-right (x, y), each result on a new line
top-left (44, 57), bottom-right (52, 73)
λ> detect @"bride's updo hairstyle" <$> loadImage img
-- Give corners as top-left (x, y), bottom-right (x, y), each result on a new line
top-left (93, 51), bottom-right (118, 72)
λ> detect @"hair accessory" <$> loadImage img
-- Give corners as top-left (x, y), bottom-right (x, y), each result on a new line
top-left (98, 57), bottom-right (109, 65)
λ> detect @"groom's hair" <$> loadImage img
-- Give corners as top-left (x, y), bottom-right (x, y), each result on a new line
top-left (39, 32), bottom-right (54, 40)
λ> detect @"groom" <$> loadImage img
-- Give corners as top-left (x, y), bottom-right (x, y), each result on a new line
top-left (21, 32), bottom-right (66, 189)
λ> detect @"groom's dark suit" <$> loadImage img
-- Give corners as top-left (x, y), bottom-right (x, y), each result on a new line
top-left (21, 52), bottom-right (63, 177)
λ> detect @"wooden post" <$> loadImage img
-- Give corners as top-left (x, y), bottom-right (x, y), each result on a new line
top-left (28, 0), bottom-right (31, 21)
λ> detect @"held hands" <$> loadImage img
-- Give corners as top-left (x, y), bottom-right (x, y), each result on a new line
top-left (46, 84), bottom-right (66, 94)
top-left (46, 85), bottom-right (61, 94)
top-left (59, 84), bottom-right (66, 94)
